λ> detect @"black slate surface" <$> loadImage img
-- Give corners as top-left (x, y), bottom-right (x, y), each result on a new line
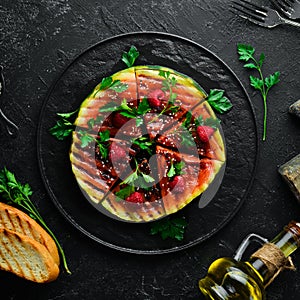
top-left (0, 0), bottom-right (300, 299)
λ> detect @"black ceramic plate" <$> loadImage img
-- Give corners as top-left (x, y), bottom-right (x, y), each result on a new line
top-left (37, 32), bottom-right (258, 254)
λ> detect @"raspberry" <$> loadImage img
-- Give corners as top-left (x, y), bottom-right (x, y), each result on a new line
top-left (148, 89), bottom-right (165, 108)
top-left (109, 143), bottom-right (127, 163)
top-left (197, 125), bottom-right (215, 143)
top-left (112, 112), bottom-right (130, 128)
top-left (169, 176), bottom-right (185, 193)
top-left (125, 191), bottom-right (144, 203)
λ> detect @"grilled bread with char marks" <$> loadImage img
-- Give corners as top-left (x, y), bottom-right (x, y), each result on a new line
top-left (0, 202), bottom-right (59, 265)
top-left (0, 228), bottom-right (59, 283)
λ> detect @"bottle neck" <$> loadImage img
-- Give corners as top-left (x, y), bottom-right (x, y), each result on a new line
top-left (249, 221), bottom-right (300, 283)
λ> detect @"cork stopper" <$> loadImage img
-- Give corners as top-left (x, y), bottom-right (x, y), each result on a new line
top-left (285, 221), bottom-right (300, 246)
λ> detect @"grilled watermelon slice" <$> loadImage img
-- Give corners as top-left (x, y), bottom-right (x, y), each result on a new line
top-left (70, 65), bottom-right (226, 222)
top-left (156, 146), bottom-right (223, 214)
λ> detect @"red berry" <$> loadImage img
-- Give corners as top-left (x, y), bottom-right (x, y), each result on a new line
top-left (197, 125), bottom-right (215, 143)
top-left (109, 143), bottom-right (127, 163)
top-left (125, 191), bottom-right (144, 203)
top-left (169, 176), bottom-right (185, 193)
top-left (112, 112), bottom-right (130, 128)
top-left (148, 89), bottom-right (165, 108)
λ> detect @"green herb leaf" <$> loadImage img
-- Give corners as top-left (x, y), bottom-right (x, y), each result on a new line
top-left (182, 111), bottom-right (192, 129)
top-left (181, 131), bottom-right (195, 147)
top-left (99, 129), bottom-right (110, 142)
top-left (49, 119), bottom-right (74, 140)
top-left (98, 143), bottom-right (109, 159)
top-left (141, 173), bottom-right (155, 183)
top-left (122, 171), bottom-right (139, 185)
top-left (135, 117), bottom-right (144, 127)
top-left (195, 115), bottom-right (204, 127)
top-left (244, 63), bottom-right (257, 69)
top-left (204, 117), bottom-right (221, 129)
top-left (174, 161), bottom-right (185, 175)
top-left (49, 109), bottom-right (78, 140)
top-left (259, 53), bottom-right (265, 67)
top-left (99, 102), bottom-right (119, 112)
top-left (132, 137), bottom-right (154, 155)
top-left (265, 71), bottom-right (280, 89)
top-left (110, 80), bottom-right (129, 93)
top-left (137, 97), bottom-right (151, 115)
top-left (99, 76), bottom-right (113, 90)
top-left (115, 185), bottom-right (135, 200)
top-left (206, 89), bottom-right (233, 114)
top-left (78, 131), bottom-right (95, 148)
top-left (250, 75), bottom-right (264, 91)
top-left (237, 44), bottom-right (255, 61)
top-left (150, 216), bottom-right (188, 241)
top-left (0, 167), bottom-right (71, 274)
top-left (56, 109), bottom-right (78, 119)
top-left (237, 43), bottom-right (280, 141)
top-left (167, 162), bottom-right (176, 178)
top-left (120, 111), bottom-right (136, 119)
top-left (122, 46), bottom-right (139, 67)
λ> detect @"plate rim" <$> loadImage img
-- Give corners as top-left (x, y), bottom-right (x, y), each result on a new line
top-left (36, 31), bottom-right (259, 255)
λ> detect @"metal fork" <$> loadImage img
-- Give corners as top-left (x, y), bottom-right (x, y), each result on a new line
top-left (270, 0), bottom-right (300, 19)
top-left (231, 0), bottom-right (300, 28)
top-left (0, 66), bottom-right (19, 137)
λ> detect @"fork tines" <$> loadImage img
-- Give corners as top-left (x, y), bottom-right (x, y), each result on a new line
top-left (231, 0), bottom-right (267, 23)
top-left (271, 0), bottom-right (298, 17)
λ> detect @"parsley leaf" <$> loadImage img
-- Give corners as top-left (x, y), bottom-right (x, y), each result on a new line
top-left (167, 161), bottom-right (185, 178)
top-left (78, 129), bottom-right (110, 159)
top-left (167, 162), bottom-right (176, 178)
top-left (94, 77), bottom-right (128, 96)
top-left (99, 102), bottom-right (119, 112)
top-left (78, 130), bottom-right (95, 148)
top-left (132, 136), bottom-right (155, 155)
top-left (122, 46), bottom-right (139, 67)
top-left (0, 167), bottom-right (71, 274)
top-left (110, 80), bottom-right (128, 93)
top-left (99, 76), bottom-right (113, 90)
top-left (206, 89), bottom-right (232, 114)
top-left (237, 43), bottom-right (280, 141)
top-left (265, 71), bottom-right (280, 89)
top-left (150, 216), bottom-right (188, 241)
top-left (100, 98), bottom-right (151, 127)
top-left (237, 44), bottom-right (255, 62)
top-left (49, 119), bottom-right (74, 140)
top-left (115, 185), bottom-right (135, 200)
top-left (203, 117), bottom-right (221, 129)
top-left (121, 159), bottom-right (155, 187)
top-left (137, 97), bottom-right (151, 115)
top-left (49, 109), bottom-right (78, 140)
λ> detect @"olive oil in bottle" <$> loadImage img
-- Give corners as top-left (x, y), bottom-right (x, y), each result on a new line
top-left (199, 221), bottom-right (300, 300)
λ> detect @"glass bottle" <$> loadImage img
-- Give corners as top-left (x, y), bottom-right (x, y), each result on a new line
top-left (199, 221), bottom-right (300, 300)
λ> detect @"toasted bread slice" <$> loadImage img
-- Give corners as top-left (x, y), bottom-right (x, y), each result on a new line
top-left (0, 228), bottom-right (59, 283)
top-left (0, 202), bottom-right (59, 266)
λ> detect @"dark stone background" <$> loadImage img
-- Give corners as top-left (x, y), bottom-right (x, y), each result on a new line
top-left (0, 0), bottom-right (299, 299)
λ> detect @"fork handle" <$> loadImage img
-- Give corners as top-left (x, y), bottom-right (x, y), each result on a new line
top-left (282, 17), bottom-right (300, 27)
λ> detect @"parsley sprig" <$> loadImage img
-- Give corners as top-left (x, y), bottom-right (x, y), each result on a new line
top-left (206, 89), bottom-right (232, 114)
top-left (49, 110), bottom-right (78, 140)
top-left (121, 159), bottom-right (155, 188)
top-left (100, 98), bottom-right (151, 126)
top-left (0, 167), bottom-right (71, 274)
top-left (93, 76), bottom-right (128, 97)
top-left (122, 46), bottom-right (140, 67)
top-left (237, 43), bottom-right (280, 141)
top-left (78, 129), bottom-right (110, 158)
top-left (132, 136), bottom-right (155, 155)
top-left (158, 70), bottom-right (180, 114)
top-left (167, 161), bottom-right (185, 178)
top-left (150, 216), bottom-right (188, 241)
